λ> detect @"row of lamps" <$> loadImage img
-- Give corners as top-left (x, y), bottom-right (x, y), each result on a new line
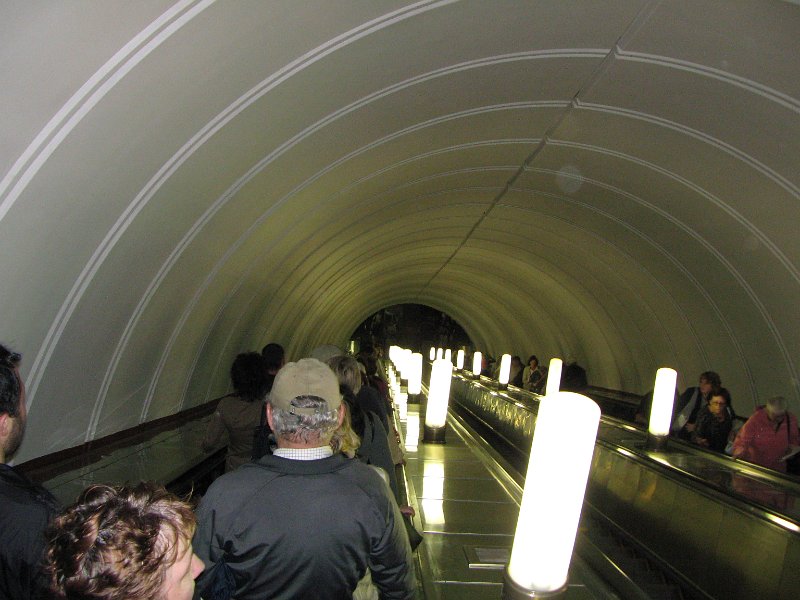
top-left (393, 345), bottom-right (679, 599)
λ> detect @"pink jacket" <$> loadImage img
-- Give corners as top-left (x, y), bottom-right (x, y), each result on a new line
top-left (733, 407), bottom-right (799, 472)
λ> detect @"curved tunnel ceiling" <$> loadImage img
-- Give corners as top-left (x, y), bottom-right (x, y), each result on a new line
top-left (2, 1), bottom-right (799, 461)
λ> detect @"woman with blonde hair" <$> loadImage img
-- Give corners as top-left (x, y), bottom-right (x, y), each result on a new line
top-left (327, 355), bottom-right (399, 500)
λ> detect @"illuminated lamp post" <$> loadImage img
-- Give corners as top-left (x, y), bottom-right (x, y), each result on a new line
top-left (472, 351), bottom-right (482, 380)
top-left (403, 348), bottom-right (413, 374)
top-left (423, 358), bottom-right (452, 444)
top-left (545, 358), bottom-right (563, 396)
top-left (395, 348), bottom-right (409, 388)
top-left (444, 348), bottom-right (452, 363)
top-left (436, 347), bottom-right (444, 360)
top-left (646, 368), bottom-right (677, 452)
top-left (456, 349), bottom-right (465, 371)
top-left (407, 352), bottom-right (423, 404)
top-left (503, 392), bottom-right (600, 599)
top-left (429, 346), bottom-right (436, 361)
top-left (498, 353), bottom-right (511, 390)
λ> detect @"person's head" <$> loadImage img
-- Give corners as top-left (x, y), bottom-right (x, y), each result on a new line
top-left (511, 356), bottom-right (523, 368)
top-left (361, 355), bottom-right (380, 378)
top-left (699, 371), bottom-right (721, 395)
top-left (230, 352), bottom-right (270, 402)
top-left (45, 482), bottom-right (203, 600)
top-left (765, 396), bottom-right (788, 423)
top-left (326, 355), bottom-right (362, 395)
top-left (527, 355), bottom-right (539, 370)
top-left (0, 344), bottom-right (26, 462)
top-left (561, 362), bottom-right (587, 392)
top-left (358, 344), bottom-right (376, 360)
top-left (267, 358), bottom-right (343, 447)
top-left (708, 393), bottom-right (728, 417)
top-left (261, 343), bottom-right (285, 373)
top-left (329, 394), bottom-right (360, 458)
top-left (309, 344), bottom-right (343, 364)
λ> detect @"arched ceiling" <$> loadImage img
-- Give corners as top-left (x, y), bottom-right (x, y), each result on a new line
top-left (2, 1), bottom-right (799, 461)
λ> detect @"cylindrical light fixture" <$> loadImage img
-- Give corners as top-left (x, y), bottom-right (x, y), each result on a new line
top-left (407, 352), bottom-right (423, 402)
top-left (498, 353), bottom-right (511, 389)
top-left (429, 346), bottom-right (436, 361)
top-left (545, 358), bottom-right (563, 396)
top-left (436, 347), bottom-right (444, 360)
top-left (503, 392), bottom-right (600, 599)
top-left (444, 348), bottom-right (452, 363)
top-left (403, 348), bottom-right (413, 375)
top-left (396, 347), bottom-right (409, 382)
top-left (456, 349), bottom-right (465, 370)
top-left (423, 358), bottom-right (452, 443)
top-left (472, 351), bottom-right (482, 379)
top-left (647, 367), bottom-right (677, 451)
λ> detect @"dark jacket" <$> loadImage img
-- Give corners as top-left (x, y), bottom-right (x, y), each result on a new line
top-left (357, 385), bottom-right (390, 432)
top-left (201, 395), bottom-right (263, 471)
top-left (0, 465), bottom-right (59, 600)
top-left (357, 410), bottom-right (399, 500)
top-left (192, 453), bottom-right (415, 600)
top-left (692, 405), bottom-right (733, 452)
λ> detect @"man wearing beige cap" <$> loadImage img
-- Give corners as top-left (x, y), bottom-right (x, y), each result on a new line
top-left (192, 358), bottom-right (415, 600)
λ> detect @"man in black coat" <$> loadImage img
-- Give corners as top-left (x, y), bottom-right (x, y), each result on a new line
top-left (192, 358), bottom-right (415, 600)
top-left (0, 344), bottom-right (59, 600)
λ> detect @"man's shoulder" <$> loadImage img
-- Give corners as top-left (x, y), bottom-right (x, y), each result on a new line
top-left (0, 465), bottom-right (59, 518)
top-left (205, 454), bottom-right (376, 491)
top-left (199, 455), bottom-right (390, 516)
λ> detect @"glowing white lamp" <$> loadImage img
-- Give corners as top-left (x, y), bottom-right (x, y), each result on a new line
top-left (444, 348), bottom-right (452, 363)
top-left (504, 392), bottom-right (600, 598)
top-left (498, 353), bottom-right (511, 388)
top-left (647, 367), bottom-right (677, 451)
top-left (456, 349), bottom-right (465, 370)
top-left (403, 348), bottom-right (413, 378)
top-left (436, 347), bottom-right (444, 360)
top-left (472, 351), bottom-right (482, 378)
top-left (424, 358), bottom-right (452, 442)
top-left (545, 358), bottom-right (563, 396)
top-left (396, 348), bottom-right (409, 381)
top-left (407, 352), bottom-right (423, 398)
top-left (429, 346), bottom-right (436, 361)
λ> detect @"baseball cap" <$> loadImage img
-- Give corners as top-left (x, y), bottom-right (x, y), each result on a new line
top-left (269, 358), bottom-right (341, 415)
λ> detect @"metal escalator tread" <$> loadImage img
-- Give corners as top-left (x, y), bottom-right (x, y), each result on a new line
top-left (580, 511), bottom-right (686, 600)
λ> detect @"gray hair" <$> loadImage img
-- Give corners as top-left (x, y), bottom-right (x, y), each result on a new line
top-left (271, 395), bottom-right (340, 444)
top-left (326, 355), bottom-right (362, 394)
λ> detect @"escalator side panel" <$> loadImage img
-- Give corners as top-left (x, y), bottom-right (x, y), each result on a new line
top-left (451, 377), bottom-right (800, 600)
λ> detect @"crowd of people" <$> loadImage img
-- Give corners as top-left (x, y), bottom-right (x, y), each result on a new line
top-left (0, 342), bottom-right (416, 600)
top-left (474, 351), bottom-right (587, 395)
top-left (633, 369), bottom-right (800, 473)
top-left (5, 334), bottom-right (800, 599)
